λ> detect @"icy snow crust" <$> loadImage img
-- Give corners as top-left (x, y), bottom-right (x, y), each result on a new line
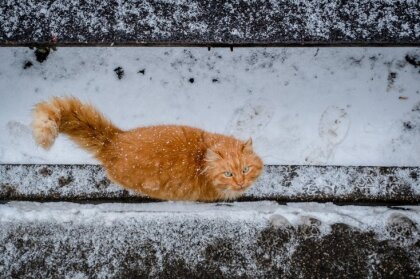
top-left (1, 47), bottom-right (420, 166)
top-left (0, 0), bottom-right (419, 45)
top-left (1, 164), bottom-right (419, 202)
top-left (0, 201), bottom-right (418, 278)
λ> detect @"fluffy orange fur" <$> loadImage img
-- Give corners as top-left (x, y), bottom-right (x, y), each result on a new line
top-left (32, 97), bottom-right (263, 201)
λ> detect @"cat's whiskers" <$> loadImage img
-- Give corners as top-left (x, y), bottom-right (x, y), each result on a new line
top-left (220, 188), bottom-right (245, 201)
top-left (199, 166), bottom-right (211, 175)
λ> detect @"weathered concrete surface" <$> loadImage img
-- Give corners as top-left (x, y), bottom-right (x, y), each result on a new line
top-left (0, 202), bottom-right (418, 278)
top-left (0, 0), bottom-right (419, 46)
top-left (1, 164), bottom-right (419, 203)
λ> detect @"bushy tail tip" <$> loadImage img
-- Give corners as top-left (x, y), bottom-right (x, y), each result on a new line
top-left (32, 100), bottom-right (60, 149)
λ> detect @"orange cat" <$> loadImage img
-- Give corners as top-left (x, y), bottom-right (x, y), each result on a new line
top-left (32, 97), bottom-right (263, 201)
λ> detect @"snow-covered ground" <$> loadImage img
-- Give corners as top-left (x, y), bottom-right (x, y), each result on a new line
top-left (0, 47), bottom-right (419, 277)
top-left (1, 201), bottom-right (418, 278)
top-left (1, 201), bottom-right (418, 238)
top-left (0, 47), bottom-right (419, 166)
top-left (1, 200), bottom-right (418, 250)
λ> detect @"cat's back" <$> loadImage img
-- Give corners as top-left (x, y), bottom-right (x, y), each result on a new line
top-left (113, 125), bottom-right (207, 158)
top-left (128, 124), bottom-right (205, 145)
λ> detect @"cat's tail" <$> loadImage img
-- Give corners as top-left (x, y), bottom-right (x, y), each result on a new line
top-left (32, 96), bottom-right (122, 156)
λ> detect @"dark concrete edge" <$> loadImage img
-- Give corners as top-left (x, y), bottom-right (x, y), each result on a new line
top-left (1, 163), bottom-right (419, 205)
top-left (3, 163), bottom-right (419, 168)
top-left (1, 41), bottom-right (420, 48)
top-left (1, 198), bottom-right (419, 206)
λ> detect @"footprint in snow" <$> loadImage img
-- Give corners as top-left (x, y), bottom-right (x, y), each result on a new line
top-left (306, 106), bottom-right (350, 164)
top-left (7, 120), bottom-right (32, 138)
top-left (225, 100), bottom-right (274, 140)
top-left (318, 106), bottom-right (350, 145)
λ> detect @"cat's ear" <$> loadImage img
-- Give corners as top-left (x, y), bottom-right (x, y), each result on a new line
top-left (242, 138), bottom-right (253, 153)
top-left (205, 149), bottom-right (223, 162)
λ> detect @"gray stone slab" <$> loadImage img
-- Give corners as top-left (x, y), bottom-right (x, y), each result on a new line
top-left (0, 202), bottom-right (418, 278)
top-left (1, 164), bottom-right (419, 203)
top-left (1, 0), bottom-right (419, 46)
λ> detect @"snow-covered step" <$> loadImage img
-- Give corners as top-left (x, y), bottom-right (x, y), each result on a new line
top-left (1, 0), bottom-right (419, 46)
top-left (2, 47), bottom-right (420, 167)
top-left (0, 201), bottom-right (418, 278)
top-left (1, 164), bottom-right (419, 203)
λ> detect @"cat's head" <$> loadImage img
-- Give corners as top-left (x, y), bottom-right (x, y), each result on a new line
top-left (203, 138), bottom-right (263, 199)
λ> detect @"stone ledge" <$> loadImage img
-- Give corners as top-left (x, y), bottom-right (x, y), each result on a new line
top-left (0, 202), bottom-right (418, 278)
top-left (0, 164), bottom-right (419, 203)
top-left (1, 0), bottom-right (419, 46)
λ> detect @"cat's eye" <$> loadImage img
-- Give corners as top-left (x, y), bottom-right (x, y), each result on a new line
top-left (242, 166), bottom-right (250, 173)
top-left (224, 171), bottom-right (233, 177)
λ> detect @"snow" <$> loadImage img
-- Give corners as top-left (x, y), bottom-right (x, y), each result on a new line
top-left (1, 201), bottom-right (418, 247)
top-left (0, 2), bottom-right (418, 276)
top-left (2, 164), bottom-right (418, 201)
top-left (1, 0), bottom-right (419, 44)
top-left (253, 165), bottom-right (420, 198)
top-left (0, 201), bottom-right (418, 277)
top-left (0, 201), bottom-right (417, 232)
top-left (0, 165), bottom-right (131, 199)
top-left (0, 47), bottom-right (419, 166)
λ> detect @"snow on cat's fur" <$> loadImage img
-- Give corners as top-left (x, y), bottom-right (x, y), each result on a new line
top-left (32, 97), bottom-right (263, 201)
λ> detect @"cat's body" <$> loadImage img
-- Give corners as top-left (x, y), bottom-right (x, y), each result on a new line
top-left (32, 97), bottom-right (263, 201)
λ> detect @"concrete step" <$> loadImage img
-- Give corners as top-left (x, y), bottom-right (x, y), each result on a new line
top-left (1, 0), bottom-right (419, 46)
top-left (0, 201), bottom-right (418, 278)
top-left (1, 164), bottom-right (419, 204)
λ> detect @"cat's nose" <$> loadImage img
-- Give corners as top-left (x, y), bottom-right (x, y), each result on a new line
top-left (237, 181), bottom-right (244, 187)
